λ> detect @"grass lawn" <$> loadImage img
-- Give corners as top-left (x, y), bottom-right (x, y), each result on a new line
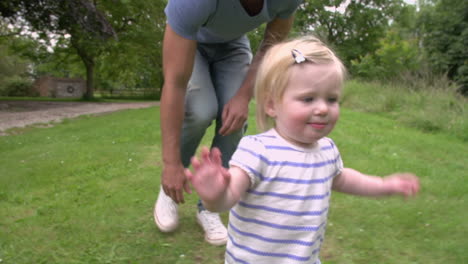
top-left (0, 103), bottom-right (466, 263)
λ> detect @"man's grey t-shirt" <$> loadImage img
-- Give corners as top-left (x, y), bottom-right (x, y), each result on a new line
top-left (165, 0), bottom-right (302, 43)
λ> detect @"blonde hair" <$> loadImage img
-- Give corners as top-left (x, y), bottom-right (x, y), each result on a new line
top-left (254, 36), bottom-right (346, 132)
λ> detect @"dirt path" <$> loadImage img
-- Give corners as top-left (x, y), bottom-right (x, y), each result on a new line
top-left (0, 100), bottom-right (159, 136)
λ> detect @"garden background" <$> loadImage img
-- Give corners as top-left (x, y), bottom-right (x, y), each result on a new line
top-left (0, 0), bottom-right (467, 263)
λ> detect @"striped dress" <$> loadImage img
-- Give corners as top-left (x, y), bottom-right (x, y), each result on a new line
top-left (226, 129), bottom-right (343, 264)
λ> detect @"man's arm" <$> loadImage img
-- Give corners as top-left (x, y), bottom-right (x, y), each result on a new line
top-left (160, 24), bottom-right (197, 203)
top-left (219, 16), bottom-right (295, 135)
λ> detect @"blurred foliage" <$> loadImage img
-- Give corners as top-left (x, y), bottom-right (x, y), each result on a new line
top-left (294, 0), bottom-right (407, 66)
top-left (0, 0), bottom-right (466, 98)
top-left (0, 75), bottom-right (34, 97)
top-left (0, 26), bottom-right (36, 96)
top-left (0, 0), bottom-right (117, 99)
top-left (0, 0), bottom-right (165, 99)
top-left (350, 30), bottom-right (420, 80)
top-left (417, 0), bottom-right (468, 95)
top-left (290, 0), bottom-right (466, 94)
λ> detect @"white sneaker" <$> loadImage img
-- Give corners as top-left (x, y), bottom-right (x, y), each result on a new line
top-left (196, 210), bottom-right (228, 246)
top-left (154, 186), bottom-right (179, 232)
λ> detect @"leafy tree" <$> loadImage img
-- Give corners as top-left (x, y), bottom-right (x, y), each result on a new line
top-left (351, 29), bottom-right (419, 80)
top-left (0, 0), bottom-right (116, 99)
top-left (295, 0), bottom-right (406, 66)
top-left (418, 0), bottom-right (468, 94)
top-left (350, 4), bottom-right (422, 81)
top-left (94, 0), bottom-right (166, 94)
top-left (391, 2), bottom-right (418, 39)
top-left (0, 40), bottom-right (28, 81)
top-left (1, 0), bottom-right (167, 99)
top-left (0, 22), bottom-right (37, 96)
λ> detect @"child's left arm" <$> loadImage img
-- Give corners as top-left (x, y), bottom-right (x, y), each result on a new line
top-left (332, 168), bottom-right (420, 198)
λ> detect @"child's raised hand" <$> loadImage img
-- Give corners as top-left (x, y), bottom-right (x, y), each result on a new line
top-left (185, 147), bottom-right (231, 203)
top-left (383, 173), bottom-right (420, 198)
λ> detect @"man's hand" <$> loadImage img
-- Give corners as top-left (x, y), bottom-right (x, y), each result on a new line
top-left (219, 95), bottom-right (249, 136)
top-left (161, 163), bottom-right (191, 204)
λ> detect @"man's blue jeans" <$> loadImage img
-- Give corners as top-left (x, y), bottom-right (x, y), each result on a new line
top-left (179, 36), bottom-right (252, 210)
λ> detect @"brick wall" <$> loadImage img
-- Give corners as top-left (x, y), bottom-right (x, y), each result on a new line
top-left (34, 76), bottom-right (85, 98)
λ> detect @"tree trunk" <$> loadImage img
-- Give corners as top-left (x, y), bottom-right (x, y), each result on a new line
top-left (72, 38), bottom-right (96, 100)
top-left (84, 60), bottom-right (95, 100)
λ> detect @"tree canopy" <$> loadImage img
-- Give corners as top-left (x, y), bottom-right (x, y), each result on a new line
top-left (1, 0), bottom-right (466, 98)
top-left (295, 0), bottom-right (407, 64)
top-left (418, 0), bottom-right (468, 94)
top-left (0, 0), bottom-right (165, 99)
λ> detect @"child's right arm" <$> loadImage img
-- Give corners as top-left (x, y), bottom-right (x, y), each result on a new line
top-left (332, 168), bottom-right (420, 198)
top-left (185, 146), bottom-right (251, 212)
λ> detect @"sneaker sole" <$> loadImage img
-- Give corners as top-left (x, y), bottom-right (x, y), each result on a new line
top-left (196, 217), bottom-right (228, 246)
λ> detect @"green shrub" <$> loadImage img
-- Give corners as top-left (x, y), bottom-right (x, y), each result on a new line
top-left (0, 76), bottom-right (36, 97)
top-left (351, 30), bottom-right (419, 80)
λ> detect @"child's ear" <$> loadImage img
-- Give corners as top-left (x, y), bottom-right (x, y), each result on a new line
top-left (265, 98), bottom-right (276, 118)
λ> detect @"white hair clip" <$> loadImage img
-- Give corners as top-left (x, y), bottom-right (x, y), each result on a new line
top-left (291, 49), bottom-right (306, 64)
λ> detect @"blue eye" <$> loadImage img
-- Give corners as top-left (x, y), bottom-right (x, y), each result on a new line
top-left (302, 97), bottom-right (314, 103)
